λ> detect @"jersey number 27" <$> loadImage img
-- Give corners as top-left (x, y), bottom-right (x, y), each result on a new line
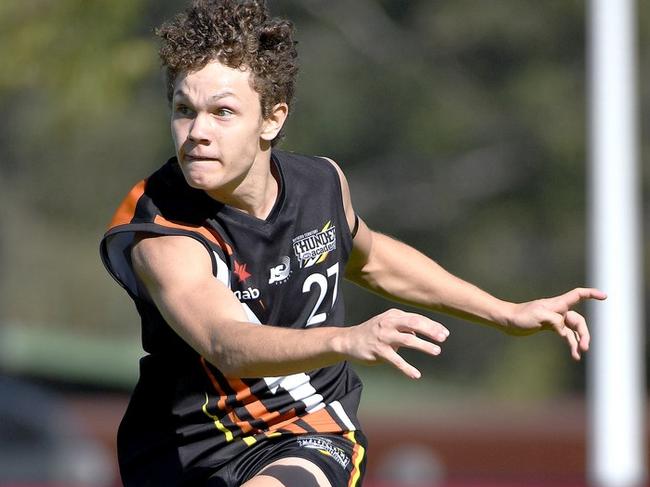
top-left (302, 263), bottom-right (339, 326)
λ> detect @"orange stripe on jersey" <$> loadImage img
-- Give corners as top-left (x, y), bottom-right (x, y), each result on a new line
top-left (199, 359), bottom-right (236, 442)
top-left (108, 179), bottom-right (146, 229)
top-left (220, 380), bottom-right (263, 435)
top-left (264, 406), bottom-right (302, 431)
top-left (201, 359), bottom-right (228, 410)
top-left (201, 359), bottom-right (343, 437)
top-left (201, 359), bottom-right (245, 424)
top-left (201, 358), bottom-right (233, 412)
top-left (201, 366), bottom-right (251, 422)
top-left (107, 180), bottom-right (233, 256)
top-left (300, 407), bottom-right (346, 434)
top-left (266, 408), bottom-right (307, 434)
top-left (201, 358), bottom-right (255, 434)
top-left (345, 431), bottom-right (365, 487)
top-left (227, 377), bottom-right (271, 419)
top-left (270, 419), bottom-right (308, 435)
top-left (201, 358), bottom-right (227, 398)
top-left (226, 377), bottom-right (303, 433)
top-left (223, 376), bottom-right (328, 435)
top-left (153, 214), bottom-right (233, 256)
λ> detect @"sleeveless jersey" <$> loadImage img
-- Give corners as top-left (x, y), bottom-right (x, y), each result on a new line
top-left (100, 150), bottom-right (364, 485)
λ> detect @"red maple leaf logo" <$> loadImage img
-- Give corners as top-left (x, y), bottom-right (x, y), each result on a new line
top-left (233, 260), bottom-right (251, 283)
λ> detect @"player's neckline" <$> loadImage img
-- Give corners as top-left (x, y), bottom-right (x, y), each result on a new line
top-left (211, 154), bottom-right (285, 228)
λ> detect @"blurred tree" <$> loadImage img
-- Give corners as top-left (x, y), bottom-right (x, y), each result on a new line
top-left (0, 0), bottom-right (161, 225)
top-left (0, 0), bottom-right (164, 337)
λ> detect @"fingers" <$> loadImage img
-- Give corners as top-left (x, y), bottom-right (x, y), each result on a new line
top-left (384, 348), bottom-right (422, 380)
top-left (565, 310), bottom-right (590, 353)
top-left (539, 289), bottom-right (599, 360)
top-left (382, 309), bottom-right (450, 343)
top-left (380, 311), bottom-right (446, 361)
top-left (540, 308), bottom-right (590, 360)
top-left (364, 309), bottom-right (449, 379)
top-left (399, 332), bottom-right (442, 357)
top-left (557, 287), bottom-right (607, 307)
top-left (560, 326), bottom-right (581, 361)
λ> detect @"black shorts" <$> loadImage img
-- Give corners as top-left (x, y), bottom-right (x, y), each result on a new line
top-left (207, 431), bottom-right (367, 487)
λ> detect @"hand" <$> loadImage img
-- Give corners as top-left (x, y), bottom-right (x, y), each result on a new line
top-left (504, 287), bottom-right (607, 361)
top-left (341, 309), bottom-right (449, 379)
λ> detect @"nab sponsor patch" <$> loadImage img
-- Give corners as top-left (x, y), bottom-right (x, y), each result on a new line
top-left (232, 260), bottom-right (261, 301)
top-left (292, 221), bottom-right (336, 268)
top-left (233, 287), bottom-right (260, 301)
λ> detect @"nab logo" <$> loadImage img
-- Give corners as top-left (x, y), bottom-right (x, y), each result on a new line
top-left (234, 287), bottom-right (260, 301)
top-left (232, 259), bottom-right (260, 301)
top-left (234, 260), bottom-right (252, 283)
top-left (269, 256), bottom-right (291, 284)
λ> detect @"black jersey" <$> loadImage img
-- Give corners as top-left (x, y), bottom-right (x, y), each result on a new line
top-left (100, 150), bottom-right (364, 485)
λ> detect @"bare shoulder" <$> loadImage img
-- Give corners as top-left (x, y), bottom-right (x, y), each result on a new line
top-left (131, 234), bottom-right (212, 286)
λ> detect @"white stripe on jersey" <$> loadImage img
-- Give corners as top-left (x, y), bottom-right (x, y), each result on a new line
top-left (213, 251), bottom-right (230, 287)
top-left (241, 302), bottom-right (262, 324)
top-left (278, 374), bottom-right (324, 413)
top-left (237, 293), bottom-right (327, 414)
top-left (330, 400), bottom-right (356, 431)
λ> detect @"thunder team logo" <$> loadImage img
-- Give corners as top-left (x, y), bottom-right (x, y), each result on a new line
top-left (292, 221), bottom-right (336, 268)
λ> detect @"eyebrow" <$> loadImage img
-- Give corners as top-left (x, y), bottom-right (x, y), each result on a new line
top-left (211, 90), bottom-right (237, 101)
top-left (172, 89), bottom-right (238, 101)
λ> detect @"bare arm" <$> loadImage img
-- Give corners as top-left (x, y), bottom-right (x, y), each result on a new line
top-left (327, 159), bottom-right (606, 361)
top-left (348, 226), bottom-right (514, 325)
top-left (131, 234), bottom-right (449, 379)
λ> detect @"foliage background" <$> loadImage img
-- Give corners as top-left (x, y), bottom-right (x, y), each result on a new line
top-left (0, 0), bottom-right (647, 407)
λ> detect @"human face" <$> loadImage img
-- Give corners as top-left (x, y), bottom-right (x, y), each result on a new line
top-left (171, 60), bottom-right (268, 200)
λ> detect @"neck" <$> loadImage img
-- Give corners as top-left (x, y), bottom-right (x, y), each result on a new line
top-left (206, 150), bottom-right (279, 220)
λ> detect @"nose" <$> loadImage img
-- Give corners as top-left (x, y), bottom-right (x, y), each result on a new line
top-left (188, 113), bottom-right (211, 145)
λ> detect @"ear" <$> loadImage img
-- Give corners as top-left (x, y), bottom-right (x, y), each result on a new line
top-left (260, 103), bottom-right (289, 142)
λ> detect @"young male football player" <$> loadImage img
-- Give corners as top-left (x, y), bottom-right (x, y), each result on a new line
top-left (101, 1), bottom-right (606, 485)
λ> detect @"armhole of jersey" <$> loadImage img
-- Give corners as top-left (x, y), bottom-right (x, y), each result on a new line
top-left (351, 214), bottom-right (360, 239)
top-left (318, 156), bottom-right (357, 246)
top-left (100, 223), bottom-right (225, 301)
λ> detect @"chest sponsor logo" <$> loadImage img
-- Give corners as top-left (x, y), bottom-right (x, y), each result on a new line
top-left (269, 256), bottom-right (291, 284)
top-left (233, 260), bottom-right (252, 283)
top-left (292, 221), bottom-right (336, 268)
top-left (232, 260), bottom-right (260, 301)
top-left (233, 287), bottom-right (260, 301)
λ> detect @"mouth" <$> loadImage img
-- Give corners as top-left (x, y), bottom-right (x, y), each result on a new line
top-left (183, 154), bottom-right (217, 162)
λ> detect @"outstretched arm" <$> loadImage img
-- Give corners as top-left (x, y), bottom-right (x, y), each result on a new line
top-left (131, 234), bottom-right (449, 379)
top-left (328, 159), bottom-right (606, 361)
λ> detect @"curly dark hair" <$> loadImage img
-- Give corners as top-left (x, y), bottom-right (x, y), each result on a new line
top-left (156, 0), bottom-right (298, 145)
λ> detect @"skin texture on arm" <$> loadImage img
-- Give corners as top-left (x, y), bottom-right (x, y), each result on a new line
top-left (132, 234), bottom-right (342, 377)
top-left (327, 158), bottom-right (606, 361)
top-left (131, 234), bottom-right (449, 379)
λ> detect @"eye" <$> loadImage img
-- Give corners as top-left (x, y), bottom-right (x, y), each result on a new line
top-left (215, 107), bottom-right (234, 118)
top-left (174, 104), bottom-right (194, 117)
